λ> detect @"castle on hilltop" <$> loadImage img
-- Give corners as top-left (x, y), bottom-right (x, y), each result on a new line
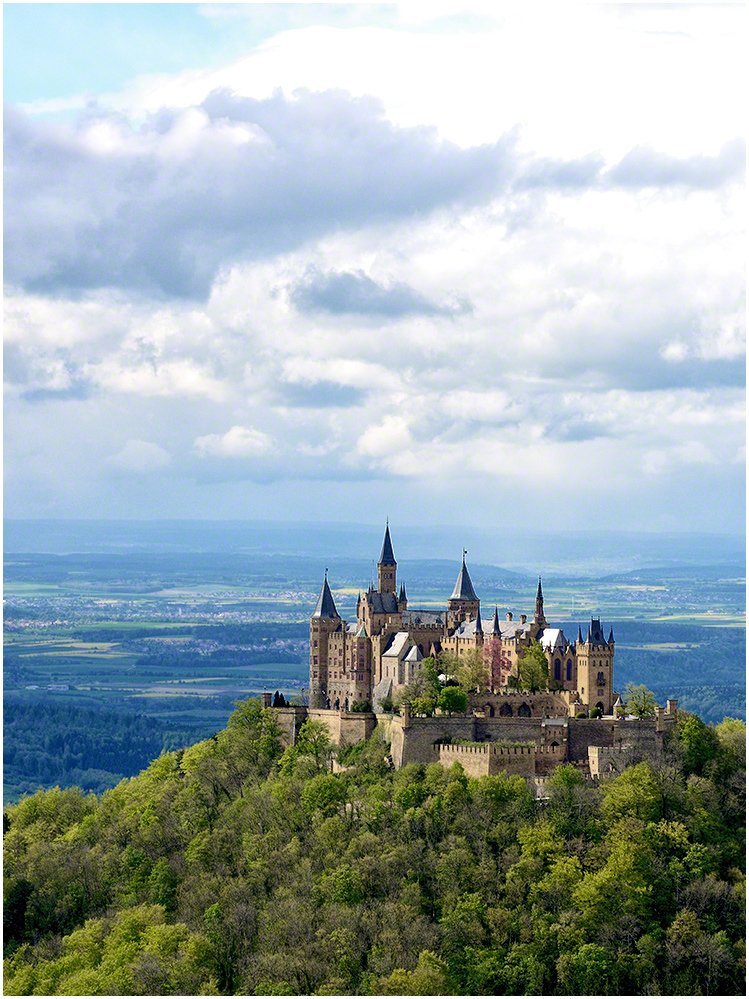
top-left (309, 523), bottom-right (615, 716)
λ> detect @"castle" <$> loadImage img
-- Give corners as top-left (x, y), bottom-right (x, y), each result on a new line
top-left (270, 523), bottom-right (677, 781)
top-left (310, 523), bottom-right (615, 717)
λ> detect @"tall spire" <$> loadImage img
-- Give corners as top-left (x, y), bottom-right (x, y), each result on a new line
top-left (533, 575), bottom-right (547, 627)
top-left (311, 571), bottom-right (339, 619)
top-left (475, 607), bottom-right (483, 634)
top-left (379, 520), bottom-right (396, 566)
top-left (450, 550), bottom-right (478, 601)
top-left (491, 605), bottom-right (501, 635)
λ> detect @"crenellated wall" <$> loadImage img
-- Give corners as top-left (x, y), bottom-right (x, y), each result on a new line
top-left (438, 742), bottom-right (536, 777)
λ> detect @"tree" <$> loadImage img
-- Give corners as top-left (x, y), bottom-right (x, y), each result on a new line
top-left (295, 719), bottom-right (334, 771)
top-left (623, 682), bottom-right (657, 718)
top-left (483, 638), bottom-right (505, 691)
top-left (455, 648), bottom-right (490, 694)
top-left (517, 640), bottom-right (549, 693)
top-left (396, 657), bottom-right (442, 708)
top-left (437, 687), bottom-right (467, 716)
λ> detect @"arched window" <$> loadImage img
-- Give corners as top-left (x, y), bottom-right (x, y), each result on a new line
top-left (554, 659), bottom-right (561, 681)
top-left (499, 703), bottom-right (513, 717)
top-left (597, 671), bottom-right (605, 686)
top-left (566, 659), bottom-right (572, 681)
top-left (518, 703), bottom-right (531, 718)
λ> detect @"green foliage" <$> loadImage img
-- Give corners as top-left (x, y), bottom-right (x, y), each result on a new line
top-left (436, 686), bottom-right (468, 715)
top-left (454, 648), bottom-right (490, 695)
top-left (350, 700), bottom-right (371, 713)
top-left (3, 704), bottom-right (745, 997)
top-left (517, 639), bottom-right (549, 692)
top-left (624, 681), bottom-right (658, 718)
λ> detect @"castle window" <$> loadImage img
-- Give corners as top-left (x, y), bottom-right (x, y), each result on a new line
top-left (313, 656), bottom-right (318, 665)
top-left (566, 660), bottom-right (572, 681)
top-left (554, 659), bottom-right (561, 681)
top-left (597, 671), bottom-right (605, 686)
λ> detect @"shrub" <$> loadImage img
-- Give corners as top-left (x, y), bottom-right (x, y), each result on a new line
top-left (351, 700), bottom-right (371, 713)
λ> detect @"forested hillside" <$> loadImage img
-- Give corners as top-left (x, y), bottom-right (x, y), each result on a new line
top-left (3, 702), bottom-right (745, 996)
top-left (3, 704), bottom-right (215, 799)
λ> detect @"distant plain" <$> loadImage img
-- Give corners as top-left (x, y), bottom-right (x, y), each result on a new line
top-left (4, 520), bottom-right (745, 803)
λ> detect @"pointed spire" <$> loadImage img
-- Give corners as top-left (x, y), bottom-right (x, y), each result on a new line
top-left (491, 605), bottom-right (501, 635)
top-left (312, 572), bottom-right (339, 619)
top-left (578, 624), bottom-right (584, 643)
top-left (399, 582), bottom-right (407, 602)
top-left (450, 551), bottom-right (478, 601)
top-left (475, 608), bottom-right (483, 634)
top-left (379, 521), bottom-right (396, 566)
top-left (608, 626), bottom-right (615, 644)
top-left (533, 575), bottom-right (546, 624)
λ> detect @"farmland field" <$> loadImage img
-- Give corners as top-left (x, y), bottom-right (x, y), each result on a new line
top-left (3, 523), bottom-right (745, 802)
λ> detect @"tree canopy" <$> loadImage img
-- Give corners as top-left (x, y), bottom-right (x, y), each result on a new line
top-left (3, 699), bottom-right (745, 996)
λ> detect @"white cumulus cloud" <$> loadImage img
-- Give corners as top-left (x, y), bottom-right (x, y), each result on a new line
top-left (193, 424), bottom-right (273, 458)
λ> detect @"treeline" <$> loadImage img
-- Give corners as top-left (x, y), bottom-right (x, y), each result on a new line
top-left (650, 685), bottom-right (745, 726)
top-left (3, 702), bottom-right (745, 996)
top-left (3, 704), bottom-right (214, 800)
top-left (67, 623), bottom-right (309, 644)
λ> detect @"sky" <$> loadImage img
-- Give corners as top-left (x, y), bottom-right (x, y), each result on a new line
top-left (3, 2), bottom-right (745, 535)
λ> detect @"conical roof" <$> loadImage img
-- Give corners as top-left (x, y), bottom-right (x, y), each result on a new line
top-left (491, 606), bottom-right (501, 635)
top-left (474, 608), bottom-right (483, 633)
top-left (399, 582), bottom-right (407, 602)
top-left (379, 522), bottom-right (396, 566)
top-left (311, 574), bottom-right (339, 619)
top-left (450, 553), bottom-right (478, 601)
top-left (608, 626), bottom-right (615, 643)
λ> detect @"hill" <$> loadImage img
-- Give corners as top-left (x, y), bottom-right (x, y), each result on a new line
top-left (3, 700), bottom-right (745, 996)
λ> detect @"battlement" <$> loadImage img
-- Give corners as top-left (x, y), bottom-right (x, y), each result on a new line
top-left (438, 740), bottom-right (536, 777)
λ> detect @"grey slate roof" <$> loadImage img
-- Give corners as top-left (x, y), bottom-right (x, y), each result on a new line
top-left (367, 591), bottom-right (399, 614)
top-left (312, 575), bottom-right (339, 619)
top-left (587, 619), bottom-right (608, 647)
top-left (379, 523), bottom-right (396, 566)
top-left (450, 555), bottom-right (478, 601)
top-left (403, 610), bottom-right (443, 627)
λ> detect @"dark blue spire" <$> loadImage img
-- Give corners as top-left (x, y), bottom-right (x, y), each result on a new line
top-left (312, 572), bottom-right (339, 619)
top-left (450, 551), bottom-right (478, 601)
top-left (379, 521), bottom-right (396, 566)
top-left (491, 606), bottom-right (501, 635)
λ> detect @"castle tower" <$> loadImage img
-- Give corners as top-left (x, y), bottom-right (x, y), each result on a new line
top-left (377, 521), bottom-right (397, 595)
top-left (447, 550), bottom-right (480, 627)
top-left (309, 571), bottom-right (341, 709)
top-left (575, 618), bottom-right (614, 714)
top-left (398, 582), bottom-right (408, 613)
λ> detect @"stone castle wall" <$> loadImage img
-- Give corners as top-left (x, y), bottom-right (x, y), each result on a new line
top-left (438, 743), bottom-right (536, 778)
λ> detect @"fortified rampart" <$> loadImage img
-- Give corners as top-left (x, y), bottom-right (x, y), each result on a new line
top-left (438, 743), bottom-right (536, 778)
top-left (272, 696), bottom-right (678, 780)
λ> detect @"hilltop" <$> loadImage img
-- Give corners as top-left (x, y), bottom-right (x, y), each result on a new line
top-left (3, 699), bottom-right (745, 996)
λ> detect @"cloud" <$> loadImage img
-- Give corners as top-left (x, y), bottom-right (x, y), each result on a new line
top-left (4, 90), bottom-right (514, 299)
top-left (193, 424), bottom-right (273, 458)
top-left (107, 439), bottom-right (172, 473)
top-left (289, 267), bottom-right (471, 317)
top-left (606, 138), bottom-right (745, 190)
